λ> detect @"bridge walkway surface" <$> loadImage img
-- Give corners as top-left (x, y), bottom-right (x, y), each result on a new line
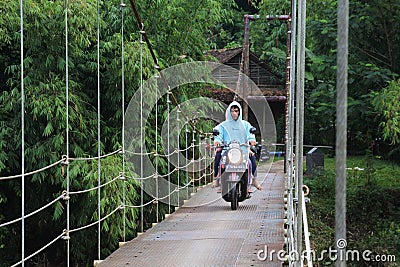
top-left (98, 160), bottom-right (286, 267)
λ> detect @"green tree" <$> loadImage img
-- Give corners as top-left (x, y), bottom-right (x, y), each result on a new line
top-left (372, 79), bottom-right (400, 145)
top-left (0, 0), bottom-right (240, 265)
top-left (301, 0), bottom-right (398, 149)
top-left (0, 0), bottom-right (142, 265)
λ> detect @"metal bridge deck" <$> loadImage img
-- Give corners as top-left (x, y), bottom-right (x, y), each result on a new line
top-left (98, 161), bottom-right (286, 267)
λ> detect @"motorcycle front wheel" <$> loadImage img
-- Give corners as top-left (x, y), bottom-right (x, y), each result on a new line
top-left (231, 183), bottom-right (239, 210)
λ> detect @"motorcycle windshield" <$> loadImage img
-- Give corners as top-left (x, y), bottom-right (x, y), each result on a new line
top-left (223, 146), bottom-right (249, 164)
top-left (228, 142), bottom-right (249, 163)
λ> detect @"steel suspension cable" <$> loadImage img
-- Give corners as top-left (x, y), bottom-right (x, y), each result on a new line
top-left (178, 175), bottom-right (197, 190)
top-left (120, 0), bottom-right (127, 242)
top-left (302, 192), bottom-right (313, 267)
top-left (139, 28), bottom-right (144, 233)
top-left (288, 0), bottom-right (297, 263)
top-left (69, 174), bottom-right (122, 195)
top-left (185, 124), bottom-right (189, 199)
top-left (177, 107), bottom-right (181, 206)
top-left (64, 2), bottom-right (71, 266)
top-left (0, 152), bottom-right (121, 180)
top-left (96, 0), bottom-right (101, 260)
top-left (0, 193), bottom-right (66, 228)
top-left (70, 206), bottom-right (122, 234)
top-left (68, 149), bottom-right (121, 161)
top-left (295, 0), bottom-right (306, 265)
top-left (167, 89), bottom-right (171, 214)
top-left (287, 0), bottom-right (296, 205)
top-left (198, 134), bottom-right (202, 185)
top-left (125, 199), bottom-right (156, 209)
top-left (124, 149), bottom-right (155, 156)
top-left (11, 232), bottom-right (65, 267)
top-left (155, 74), bottom-right (159, 223)
top-left (201, 137), bottom-right (206, 185)
top-left (336, 0), bottom-right (348, 266)
top-left (19, 0), bottom-right (25, 265)
top-left (192, 130), bottom-right (196, 194)
top-left (0, 159), bottom-right (64, 180)
top-left (125, 172), bottom-right (157, 180)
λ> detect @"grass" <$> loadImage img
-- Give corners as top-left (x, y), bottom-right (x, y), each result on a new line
top-left (323, 155), bottom-right (400, 188)
top-left (304, 154), bottom-right (400, 266)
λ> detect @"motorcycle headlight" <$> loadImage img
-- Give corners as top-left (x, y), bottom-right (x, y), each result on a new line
top-left (227, 148), bottom-right (242, 164)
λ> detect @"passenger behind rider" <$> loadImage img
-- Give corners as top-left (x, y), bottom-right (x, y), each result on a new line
top-left (213, 101), bottom-right (262, 191)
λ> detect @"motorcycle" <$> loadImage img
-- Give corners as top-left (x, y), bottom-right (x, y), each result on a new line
top-left (213, 127), bottom-right (256, 210)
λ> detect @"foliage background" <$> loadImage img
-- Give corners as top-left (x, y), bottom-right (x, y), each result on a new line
top-left (0, 0), bottom-right (399, 266)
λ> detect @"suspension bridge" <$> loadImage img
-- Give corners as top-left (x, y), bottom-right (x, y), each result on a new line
top-left (0, 0), bottom-right (350, 266)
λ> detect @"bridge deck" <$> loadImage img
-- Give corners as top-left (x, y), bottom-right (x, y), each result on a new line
top-left (98, 160), bottom-right (286, 267)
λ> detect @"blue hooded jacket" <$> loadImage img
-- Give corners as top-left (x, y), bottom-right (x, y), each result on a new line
top-left (214, 101), bottom-right (256, 148)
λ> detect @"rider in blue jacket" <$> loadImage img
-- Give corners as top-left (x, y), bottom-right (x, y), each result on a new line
top-left (213, 101), bottom-right (262, 191)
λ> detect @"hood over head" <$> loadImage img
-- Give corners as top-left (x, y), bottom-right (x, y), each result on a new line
top-left (225, 101), bottom-right (242, 121)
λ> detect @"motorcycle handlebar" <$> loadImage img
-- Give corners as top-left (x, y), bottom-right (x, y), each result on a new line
top-left (215, 142), bottom-right (251, 149)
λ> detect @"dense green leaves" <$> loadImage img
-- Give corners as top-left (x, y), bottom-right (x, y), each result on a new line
top-left (0, 0), bottom-right (238, 265)
top-left (226, 0), bottom-right (399, 155)
top-left (372, 79), bottom-right (400, 145)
